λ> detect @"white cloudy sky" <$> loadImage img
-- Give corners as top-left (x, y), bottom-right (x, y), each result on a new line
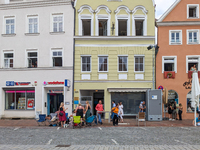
top-left (155, 0), bottom-right (176, 19)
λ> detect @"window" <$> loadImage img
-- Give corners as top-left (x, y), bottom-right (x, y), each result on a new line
top-left (187, 4), bottom-right (199, 18)
top-left (4, 53), bottom-right (13, 68)
top-left (5, 17), bottom-right (15, 34)
top-left (162, 56), bottom-right (177, 73)
top-left (53, 15), bottom-right (63, 32)
top-left (118, 19), bottom-right (127, 36)
top-left (135, 20), bottom-right (143, 36)
top-left (134, 56), bottom-right (144, 72)
top-left (99, 20), bottom-right (107, 36)
top-left (186, 56), bottom-right (200, 72)
top-left (52, 50), bottom-right (62, 67)
top-left (187, 91), bottom-right (200, 112)
top-left (187, 30), bottom-right (199, 44)
top-left (27, 52), bottom-right (37, 68)
top-left (81, 56), bottom-right (91, 72)
top-left (82, 19), bottom-right (91, 36)
top-left (99, 56), bottom-right (108, 72)
top-left (28, 16), bottom-right (38, 33)
top-left (169, 30), bottom-right (182, 45)
top-left (118, 56), bottom-right (128, 72)
top-left (5, 90), bottom-right (35, 110)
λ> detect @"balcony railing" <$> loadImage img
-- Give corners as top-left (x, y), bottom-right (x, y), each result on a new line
top-left (188, 71), bottom-right (200, 78)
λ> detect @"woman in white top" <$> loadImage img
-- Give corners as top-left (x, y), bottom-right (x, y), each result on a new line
top-left (118, 102), bottom-right (124, 123)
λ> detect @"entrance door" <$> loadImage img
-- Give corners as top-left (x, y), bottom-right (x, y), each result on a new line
top-left (47, 93), bottom-right (63, 115)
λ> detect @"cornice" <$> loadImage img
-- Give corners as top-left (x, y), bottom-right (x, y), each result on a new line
top-left (157, 21), bottom-right (200, 26)
top-left (0, 66), bottom-right (73, 71)
top-left (0, 0), bottom-right (71, 10)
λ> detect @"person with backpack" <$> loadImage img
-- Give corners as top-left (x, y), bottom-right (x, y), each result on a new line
top-left (112, 104), bottom-right (119, 126)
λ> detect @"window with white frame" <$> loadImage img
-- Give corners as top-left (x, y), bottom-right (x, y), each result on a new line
top-left (81, 56), bottom-right (91, 72)
top-left (134, 56), bottom-right (144, 72)
top-left (118, 19), bottom-right (127, 36)
top-left (169, 30), bottom-right (182, 45)
top-left (118, 56), bottom-right (128, 72)
top-left (186, 56), bottom-right (200, 72)
top-left (52, 14), bottom-right (63, 32)
top-left (135, 20), bottom-right (143, 36)
top-left (4, 53), bottom-right (13, 68)
top-left (187, 30), bottom-right (199, 44)
top-left (187, 4), bottom-right (199, 18)
top-left (27, 52), bottom-right (37, 68)
top-left (82, 19), bottom-right (91, 36)
top-left (98, 19), bottom-right (107, 36)
top-left (162, 56), bottom-right (177, 73)
top-left (28, 16), bottom-right (38, 33)
top-left (99, 56), bottom-right (108, 72)
top-left (52, 50), bottom-right (62, 67)
top-left (5, 17), bottom-right (15, 34)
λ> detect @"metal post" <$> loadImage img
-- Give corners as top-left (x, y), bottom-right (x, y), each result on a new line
top-left (152, 50), bottom-right (155, 90)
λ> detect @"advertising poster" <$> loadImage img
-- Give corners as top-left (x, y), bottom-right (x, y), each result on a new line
top-left (27, 98), bottom-right (34, 109)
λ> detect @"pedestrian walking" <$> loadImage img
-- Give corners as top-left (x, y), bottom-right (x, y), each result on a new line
top-left (95, 100), bottom-right (104, 125)
top-left (168, 104), bottom-right (172, 120)
top-left (59, 102), bottom-right (68, 128)
top-left (118, 102), bottom-right (124, 123)
top-left (112, 104), bottom-right (119, 126)
top-left (178, 103), bottom-right (183, 120)
top-left (85, 101), bottom-right (91, 122)
top-left (111, 101), bottom-right (116, 121)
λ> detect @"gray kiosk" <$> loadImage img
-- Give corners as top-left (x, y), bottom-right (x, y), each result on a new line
top-left (146, 89), bottom-right (162, 121)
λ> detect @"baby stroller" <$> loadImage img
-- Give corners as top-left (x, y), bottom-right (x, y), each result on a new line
top-left (85, 115), bottom-right (97, 126)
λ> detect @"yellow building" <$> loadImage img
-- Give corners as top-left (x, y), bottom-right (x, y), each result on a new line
top-left (74, 0), bottom-right (155, 116)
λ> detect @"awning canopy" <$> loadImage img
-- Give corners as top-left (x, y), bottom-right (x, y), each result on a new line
top-left (107, 88), bottom-right (150, 93)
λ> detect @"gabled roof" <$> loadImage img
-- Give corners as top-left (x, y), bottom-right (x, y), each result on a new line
top-left (157, 0), bottom-right (181, 22)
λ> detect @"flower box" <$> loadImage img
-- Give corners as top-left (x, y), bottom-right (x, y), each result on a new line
top-left (188, 71), bottom-right (200, 78)
top-left (164, 71), bottom-right (175, 79)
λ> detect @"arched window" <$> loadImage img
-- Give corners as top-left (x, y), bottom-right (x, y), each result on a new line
top-left (164, 90), bottom-right (179, 112)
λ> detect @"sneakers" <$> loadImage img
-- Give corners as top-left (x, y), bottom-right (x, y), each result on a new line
top-left (172, 119), bottom-right (175, 121)
top-left (169, 118), bottom-right (172, 121)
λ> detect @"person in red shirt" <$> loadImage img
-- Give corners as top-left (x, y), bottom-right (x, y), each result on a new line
top-left (95, 100), bottom-right (104, 124)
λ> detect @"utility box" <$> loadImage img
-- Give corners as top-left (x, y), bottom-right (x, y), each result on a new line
top-left (146, 89), bottom-right (162, 121)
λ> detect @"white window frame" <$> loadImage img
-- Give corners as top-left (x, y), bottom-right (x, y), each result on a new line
top-left (51, 13), bottom-right (64, 33)
top-left (95, 15), bottom-right (110, 36)
top-left (162, 56), bottom-right (177, 73)
top-left (169, 30), bottom-right (182, 45)
top-left (81, 55), bottom-right (91, 72)
top-left (187, 4), bottom-right (199, 19)
top-left (118, 55), bottom-right (128, 72)
top-left (3, 16), bottom-right (16, 34)
top-left (79, 15), bottom-right (93, 36)
top-left (134, 55), bottom-right (144, 72)
top-left (26, 50), bottom-right (38, 68)
top-left (98, 55), bottom-right (108, 72)
top-left (115, 15), bottom-right (130, 36)
top-left (132, 15), bottom-right (147, 36)
top-left (51, 48), bottom-right (63, 67)
top-left (26, 15), bottom-right (39, 34)
top-left (187, 29), bottom-right (199, 44)
top-left (3, 51), bottom-right (14, 68)
top-left (186, 55), bottom-right (200, 73)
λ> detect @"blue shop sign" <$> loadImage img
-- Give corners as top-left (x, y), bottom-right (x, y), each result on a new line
top-left (6, 81), bottom-right (15, 86)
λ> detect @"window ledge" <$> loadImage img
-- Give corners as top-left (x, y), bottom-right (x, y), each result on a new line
top-left (2, 34), bottom-right (16, 37)
top-left (186, 111), bottom-right (194, 113)
top-left (25, 33), bottom-right (40, 36)
top-left (188, 17), bottom-right (199, 19)
top-left (170, 42), bottom-right (182, 45)
top-left (50, 31), bottom-right (65, 35)
top-left (188, 42), bottom-right (199, 45)
top-left (5, 109), bottom-right (35, 111)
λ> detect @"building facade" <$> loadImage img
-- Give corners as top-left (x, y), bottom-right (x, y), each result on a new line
top-left (157, 0), bottom-right (200, 119)
top-left (74, 0), bottom-right (155, 116)
top-left (0, 0), bottom-right (74, 118)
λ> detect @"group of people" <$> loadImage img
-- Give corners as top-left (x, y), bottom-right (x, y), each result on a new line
top-left (111, 101), bottom-right (124, 126)
top-left (167, 102), bottom-right (183, 121)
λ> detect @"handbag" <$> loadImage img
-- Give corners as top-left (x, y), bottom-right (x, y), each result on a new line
top-left (59, 112), bottom-right (63, 116)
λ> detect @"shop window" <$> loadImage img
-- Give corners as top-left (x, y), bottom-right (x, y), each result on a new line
top-left (82, 19), bottom-right (91, 36)
top-left (98, 56), bottom-right (108, 72)
top-left (52, 50), bottom-right (62, 67)
top-left (81, 56), bottom-right (91, 72)
top-left (187, 30), bottom-right (199, 44)
top-left (99, 20), bottom-right (107, 36)
top-left (52, 14), bottom-right (63, 32)
top-left (135, 20), bottom-right (143, 36)
top-left (5, 17), bottom-right (15, 34)
top-left (187, 91), bottom-right (200, 112)
top-left (28, 16), bottom-right (38, 33)
top-left (27, 52), bottom-right (37, 68)
top-left (5, 90), bottom-right (35, 110)
top-left (118, 19), bottom-right (127, 36)
top-left (118, 56), bottom-right (128, 72)
top-left (4, 53), bottom-right (13, 68)
top-left (134, 56), bottom-right (144, 72)
top-left (169, 30), bottom-right (182, 45)
top-left (187, 4), bottom-right (199, 18)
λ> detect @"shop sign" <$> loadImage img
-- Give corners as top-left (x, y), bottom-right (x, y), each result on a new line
top-left (65, 102), bottom-right (70, 105)
top-left (152, 95), bottom-right (157, 99)
top-left (65, 79), bottom-right (71, 87)
top-left (6, 81), bottom-right (14, 86)
top-left (43, 81), bottom-right (64, 85)
top-left (48, 90), bottom-right (63, 93)
top-left (15, 82), bottom-right (31, 86)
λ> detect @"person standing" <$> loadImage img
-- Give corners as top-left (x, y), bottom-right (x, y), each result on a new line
top-left (59, 102), bottom-right (68, 127)
top-left (112, 101), bottom-right (116, 108)
top-left (139, 101), bottom-right (146, 112)
top-left (85, 101), bottom-right (91, 122)
top-left (118, 102), bottom-right (124, 123)
top-left (95, 100), bottom-right (104, 125)
top-left (172, 102), bottom-right (177, 121)
top-left (168, 104), bottom-right (172, 121)
top-left (178, 103), bottom-right (183, 120)
top-left (112, 104), bottom-right (119, 126)
top-left (75, 103), bottom-right (84, 123)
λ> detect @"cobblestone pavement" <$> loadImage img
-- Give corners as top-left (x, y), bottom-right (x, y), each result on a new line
top-left (0, 127), bottom-right (199, 150)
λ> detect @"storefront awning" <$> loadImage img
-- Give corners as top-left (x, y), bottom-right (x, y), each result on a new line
top-left (107, 88), bottom-right (150, 93)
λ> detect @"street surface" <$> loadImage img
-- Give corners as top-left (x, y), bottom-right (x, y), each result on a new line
top-left (0, 127), bottom-right (199, 149)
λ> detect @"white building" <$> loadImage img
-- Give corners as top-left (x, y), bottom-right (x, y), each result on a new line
top-left (0, 0), bottom-right (74, 118)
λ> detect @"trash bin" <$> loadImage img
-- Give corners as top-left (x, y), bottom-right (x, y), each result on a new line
top-left (35, 110), bottom-right (41, 120)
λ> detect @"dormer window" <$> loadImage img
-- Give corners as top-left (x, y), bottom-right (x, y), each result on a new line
top-left (187, 4), bottom-right (199, 19)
